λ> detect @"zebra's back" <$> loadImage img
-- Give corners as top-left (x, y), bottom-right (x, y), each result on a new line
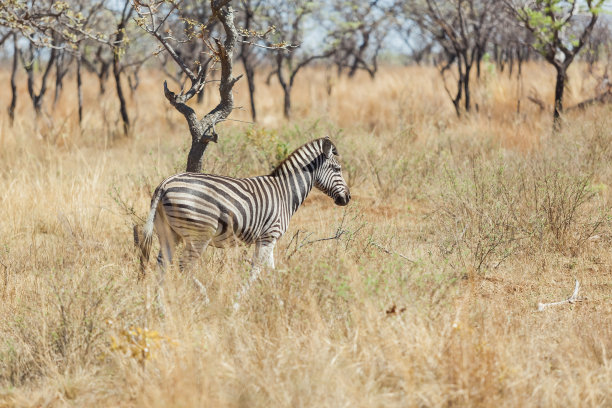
top-left (158, 172), bottom-right (284, 247)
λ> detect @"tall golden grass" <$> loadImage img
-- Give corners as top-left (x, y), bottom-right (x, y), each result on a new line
top-left (0, 61), bottom-right (610, 407)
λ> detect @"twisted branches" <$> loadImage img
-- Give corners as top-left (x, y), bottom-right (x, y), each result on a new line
top-left (135, 0), bottom-right (241, 172)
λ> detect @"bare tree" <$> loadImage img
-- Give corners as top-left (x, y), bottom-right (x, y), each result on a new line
top-left (582, 14), bottom-right (612, 73)
top-left (8, 33), bottom-right (18, 125)
top-left (395, 24), bottom-right (436, 66)
top-left (400, 0), bottom-right (500, 116)
top-left (491, 22), bottom-right (533, 78)
top-left (237, 0), bottom-right (265, 122)
top-left (52, 49), bottom-right (73, 107)
top-left (135, 0), bottom-right (242, 173)
top-left (81, 45), bottom-right (112, 95)
top-left (328, 0), bottom-right (391, 79)
top-left (20, 43), bottom-right (57, 119)
top-left (113, 1), bottom-right (134, 135)
top-left (262, 0), bottom-right (332, 119)
top-left (2, 0), bottom-right (114, 126)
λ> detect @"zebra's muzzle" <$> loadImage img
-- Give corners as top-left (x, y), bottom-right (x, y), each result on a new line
top-left (334, 192), bottom-right (351, 206)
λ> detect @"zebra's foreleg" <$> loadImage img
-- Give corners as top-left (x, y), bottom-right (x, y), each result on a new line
top-left (233, 240), bottom-right (276, 311)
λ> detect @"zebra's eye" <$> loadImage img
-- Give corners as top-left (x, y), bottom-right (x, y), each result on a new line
top-left (332, 164), bottom-right (341, 171)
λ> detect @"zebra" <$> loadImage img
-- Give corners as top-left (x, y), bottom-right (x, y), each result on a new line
top-left (135, 136), bottom-right (351, 306)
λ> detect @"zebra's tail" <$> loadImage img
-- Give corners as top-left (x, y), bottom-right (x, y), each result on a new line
top-left (134, 186), bottom-right (163, 276)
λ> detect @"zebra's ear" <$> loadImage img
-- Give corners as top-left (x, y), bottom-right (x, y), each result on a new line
top-left (322, 137), bottom-right (334, 158)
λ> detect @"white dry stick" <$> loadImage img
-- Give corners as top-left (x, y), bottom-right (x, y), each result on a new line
top-left (537, 278), bottom-right (584, 312)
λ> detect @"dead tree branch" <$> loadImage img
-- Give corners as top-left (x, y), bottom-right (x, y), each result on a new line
top-left (537, 278), bottom-right (584, 311)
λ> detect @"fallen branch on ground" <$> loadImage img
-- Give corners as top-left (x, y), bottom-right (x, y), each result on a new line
top-left (368, 239), bottom-right (416, 263)
top-left (284, 228), bottom-right (346, 260)
top-left (567, 91), bottom-right (612, 111)
top-left (527, 95), bottom-right (547, 111)
top-left (537, 278), bottom-right (584, 312)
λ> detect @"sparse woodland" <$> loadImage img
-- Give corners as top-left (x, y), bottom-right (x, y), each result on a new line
top-left (0, 0), bottom-right (611, 406)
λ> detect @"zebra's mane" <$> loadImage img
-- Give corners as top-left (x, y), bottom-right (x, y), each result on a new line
top-left (270, 138), bottom-right (337, 177)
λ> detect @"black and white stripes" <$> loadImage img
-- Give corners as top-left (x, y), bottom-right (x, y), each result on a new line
top-left (136, 137), bottom-right (350, 301)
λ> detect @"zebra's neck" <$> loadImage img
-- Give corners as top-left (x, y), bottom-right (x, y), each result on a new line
top-left (271, 144), bottom-right (322, 214)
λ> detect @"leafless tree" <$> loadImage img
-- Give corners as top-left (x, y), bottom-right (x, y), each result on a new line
top-left (237, 0), bottom-right (265, 122)
top-left (52, 50), bottom-right (74, 107)
top-left (113, 1), bottom-right (134, 134)
top-left (81, 45), bottom-right (112, 95)
top-left (262, 0), bottom-right (332, 119)
top-left (583, 14), bottom-right (612, 73)
top-left (399, 27), bottom-right (436, 66)
top-left (400, 0), bottom-right (500, 116)
top-left (8, 33), bottom-right (18, 125)
top-left (135, 0), bottom-right (242, 172)
top-left (20, 43), bottom-right (57, 119)
top-left (491, 22), bottom-right (533, 78)
top-left (328, 0), bottom-right (391, 79)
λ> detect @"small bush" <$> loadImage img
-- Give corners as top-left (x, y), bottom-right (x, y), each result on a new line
top-left (434, 143), bottom-right (606, 273)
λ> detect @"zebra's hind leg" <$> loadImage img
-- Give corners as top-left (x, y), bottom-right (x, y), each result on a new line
top-left (154, 217), bottom-right (180, 315)
top-left (180, 237), bottom-right (212, 305)
top-left (233, 239), bottom-right (276, 311)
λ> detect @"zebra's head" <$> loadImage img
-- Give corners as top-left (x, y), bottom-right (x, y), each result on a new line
top-left (314, 137), bottom-right (351, 206)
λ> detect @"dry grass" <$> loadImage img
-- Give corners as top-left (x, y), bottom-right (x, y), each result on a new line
top-left (0, 61), bottom-right (611, 407)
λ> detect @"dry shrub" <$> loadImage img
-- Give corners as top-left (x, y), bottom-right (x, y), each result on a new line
top-left (433, 124), bottom-right (609, 274)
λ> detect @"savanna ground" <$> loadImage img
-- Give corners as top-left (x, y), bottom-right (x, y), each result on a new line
top-left (0, 61), bottom-right (610, 407)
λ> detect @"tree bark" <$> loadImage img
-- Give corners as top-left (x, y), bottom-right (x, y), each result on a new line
top-left (553, 65), bottom-right (566, 129)
top-left (282, 83), bottom-right (291, 119)
top-left (114, 20), bottom-right (130, 135)
top-left (8, 35), bottom-right (18, 126)
top-left (23, 46), bottom-right (56, 118)
top-left (464, 59), bottom-right (472, 112)
top-left (77, 56), bottom-right (83, 126)
top-left (53, 52), bottom-right (71, 108)
top-left (244, 64), bottom-right (257, 122)
top-left (239, 4), bottom-right (257, 122)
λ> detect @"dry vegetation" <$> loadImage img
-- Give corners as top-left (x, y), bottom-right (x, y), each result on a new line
top-left (0, 62), bottom-right (611, 407)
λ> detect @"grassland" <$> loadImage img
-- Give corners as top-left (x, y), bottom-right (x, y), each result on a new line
top-left (0, 61), bottom-right (610, 407)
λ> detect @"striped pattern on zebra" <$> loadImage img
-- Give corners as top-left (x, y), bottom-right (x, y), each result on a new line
top-left (135, 136), bottom-right (351, 304)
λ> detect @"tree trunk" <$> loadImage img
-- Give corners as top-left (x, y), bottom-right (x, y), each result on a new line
top-left (53, 53), bottom-right (69, 108)
top-left (77, 56), bottom-right (83, 126)
top-left (464, 62), bottom-right (472, 112)
top-left (113, 61), bottom-right (129, 135)
top-left (244, 64), bottom-right (257, 122)
top-left (553, 65), bottom-right (566, 129)
top-left (25, 47), bottom-right (56, 118)
top-left (186, 137), bottom-right (210, 173)
top-left (282, 84), bottom-right (291, 119)
top-left (8, 35), bottom-right (18, 126)
top-left (99, 64), bottom-right (109, 95)
top-left (452, 79), bottom-right (462, 117)
top-left (114, 22), bottom-right (130, 135)
top-left (451, 59), bottom-right (464, 117)
top-left (239, 4), bottom-right (257, 122)
top-left (97, 46), bottom-right (109, 95)
top-left (275, 53), bottom-right (292, 119)
top-left (53, 59), bottom-right (63, 108)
